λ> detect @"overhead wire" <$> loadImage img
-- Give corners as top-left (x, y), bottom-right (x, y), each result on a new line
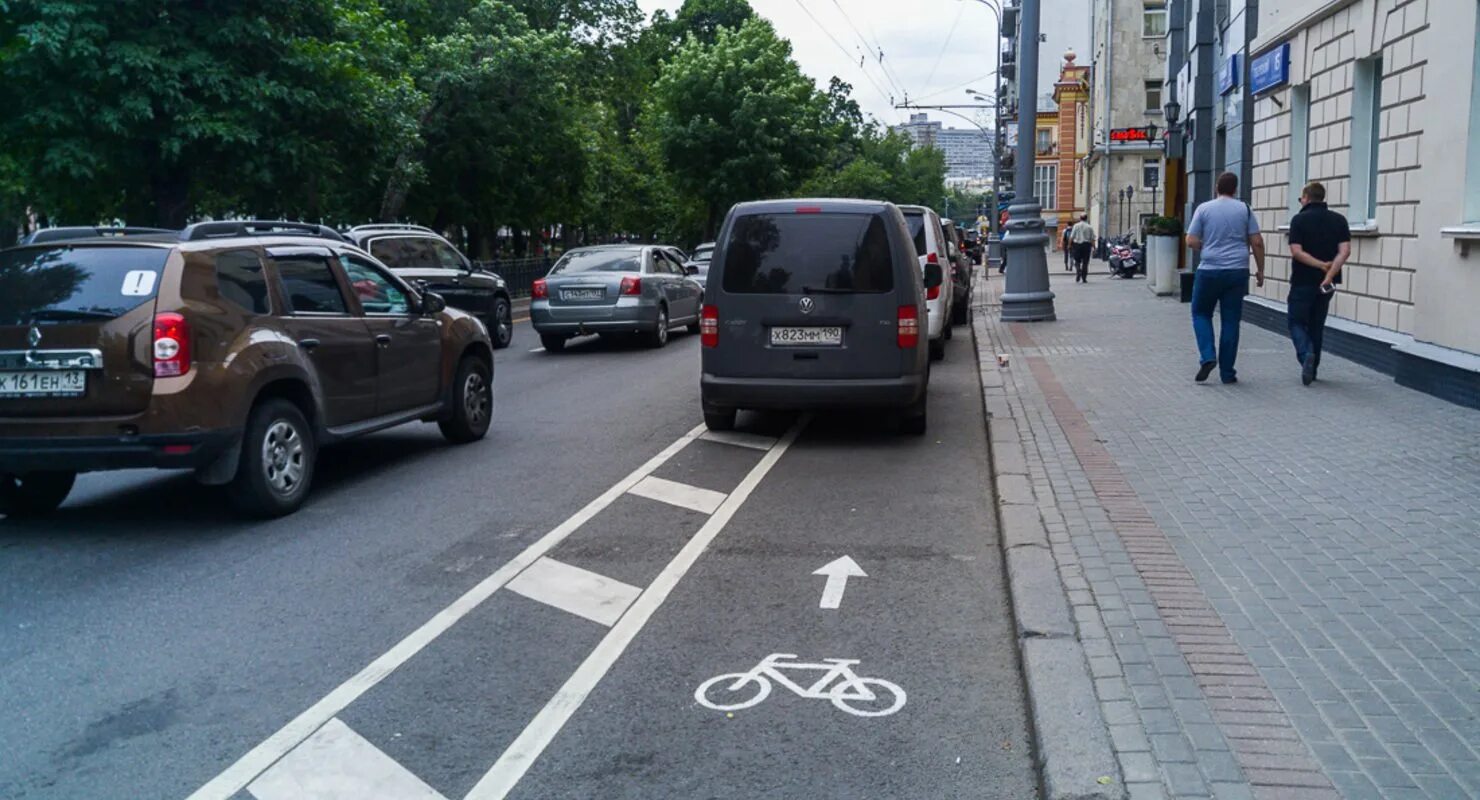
top-left (924, 3), bottom-right (967, 87)
top-left (790, 0), bottom-right (895, 112)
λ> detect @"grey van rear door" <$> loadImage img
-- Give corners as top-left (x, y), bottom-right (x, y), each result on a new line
top-left (710, 210), bottom-right (906, 380)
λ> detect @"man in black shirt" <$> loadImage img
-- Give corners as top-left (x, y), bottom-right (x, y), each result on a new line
top-left (1286, 182), bottom-right (1351, 385)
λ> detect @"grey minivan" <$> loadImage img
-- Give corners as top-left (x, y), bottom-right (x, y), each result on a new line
top-left (699, 199), bottom-right (940, 434)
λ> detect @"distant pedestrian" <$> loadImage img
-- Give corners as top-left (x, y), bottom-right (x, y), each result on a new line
top-left (1062, 226), bottom-right (1073, 271)
top-left (1186, 171), bottom-right (1265, 384)
top-left (1285, 181), bottom-right (1351, 385)
top-left (1070, 214), bottom-right (1095, 283)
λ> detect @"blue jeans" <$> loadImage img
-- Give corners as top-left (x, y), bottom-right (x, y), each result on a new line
top-left (1286, 284), bottom-right (1333, 367)
top-left (1191, 269), bottom-right (1250, 381)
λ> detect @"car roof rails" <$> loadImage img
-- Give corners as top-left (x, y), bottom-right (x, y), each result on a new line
top-left (21, 226), bottom-right (176, 245)
top-left (347, 223), bottom-right (436, 234)
top-left (180, 220), bottom-right (348, 243)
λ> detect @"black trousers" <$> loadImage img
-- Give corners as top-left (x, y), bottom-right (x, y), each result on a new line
top-left (1072, 242), bottom-right (1093, 282)
top-left (1287, 284), bottom-right (1334, 367)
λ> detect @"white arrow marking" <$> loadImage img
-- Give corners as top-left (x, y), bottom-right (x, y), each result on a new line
top-left (813, 556), bottom-right (867, 610)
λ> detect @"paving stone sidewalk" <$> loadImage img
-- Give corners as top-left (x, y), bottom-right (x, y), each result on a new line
top-left (974, 268), bottom-right (1480, 800)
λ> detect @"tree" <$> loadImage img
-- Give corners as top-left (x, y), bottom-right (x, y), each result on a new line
top-left (645, 17), bottom-right (830, 237)
top-left (802, 125), bottom-right (947, 208)
top-left (667, 0), bottom-right (754, 45)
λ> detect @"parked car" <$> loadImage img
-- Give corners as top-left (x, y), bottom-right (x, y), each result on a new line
top-left (685, 242), bottom-right (715, 290)
top-left (897, 205), bottom-right (956, 361)
top-left (938, 219), bottom-right (974, 325)
top-left (0, 221), bottom-right (494, 518)
top-left (344, 224), bottom-right (514, 350)
top-left (699, 199), bottom-right (938, 435)
top-left (530, 245), bottom-right (703, 352)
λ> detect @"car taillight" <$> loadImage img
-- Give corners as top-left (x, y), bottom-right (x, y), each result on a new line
top-left (926, 253), bottom-right (942, 300)
top-left (701, 305), bottom-right (719, 348)
top-left (620, 276), bottom-right (642, 296)
top-left (897, 305), bottom-right (919, 349)
top-left (152, 312), bottom-right (191, 378)
top-left (532, 278), bottom-right (548, 299)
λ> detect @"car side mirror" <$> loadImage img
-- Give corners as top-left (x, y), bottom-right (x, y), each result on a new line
top-left (685, 265), bottom-right (700, 276)
top-left (421, 291), bottom-right (447, 314)
top-left (924, 262), bottom-right (943, 290)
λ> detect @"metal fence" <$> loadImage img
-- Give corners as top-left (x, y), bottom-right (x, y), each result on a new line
top-left (474, 257), bottom-right (553, 298)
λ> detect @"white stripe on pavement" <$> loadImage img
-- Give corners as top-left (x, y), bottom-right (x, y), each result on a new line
top-left (464, 415), bottom-right (809, 800)
top-left (187, 424), bottom-right (708, 800)
top-left (247, 718), bottom-right (445, 800)
top-left (698, 429), bottom-right (778, 451)
top-left (505, 557), bottom-right (642, 627)
top-left (627, 475), bottom-right (727, 515)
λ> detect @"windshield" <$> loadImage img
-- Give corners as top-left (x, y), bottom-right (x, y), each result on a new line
top-left (549, 249), bottom-right (642, 275)
top-left (0, 246), bottom-right (169, 325)
top-left (720, 213), bottom-right (894, 294)
top-left (693, 248), bottom-right (713, 264)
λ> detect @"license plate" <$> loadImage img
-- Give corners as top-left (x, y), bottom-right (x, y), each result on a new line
top-left (560, 288), bottom-right (605, 301)
top-left (0, 369), bottom-right (86, 397)
top-left (770, 326), bottom-right (843, 346)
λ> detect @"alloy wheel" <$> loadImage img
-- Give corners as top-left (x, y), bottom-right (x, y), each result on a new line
top-left (261, 420), bottom-right (305, 496)
top-left (464, 370), bottom-right (491, 427)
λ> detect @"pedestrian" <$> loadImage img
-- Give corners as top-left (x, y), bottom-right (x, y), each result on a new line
top-left (1062, 225), bottom-right (1073, 271)
top-left (1186, 171), bottom-right (1265, 384)
top-left (1070, 214), bottom-right (1095, 283)
top-left (1285, 181), bottom-right (1351, 385)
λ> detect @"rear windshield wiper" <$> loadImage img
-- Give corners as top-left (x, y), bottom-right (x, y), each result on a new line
top-left (800, 285), bottom-right (855, 294)
top-left (26, 308), bottom-right (119, 321)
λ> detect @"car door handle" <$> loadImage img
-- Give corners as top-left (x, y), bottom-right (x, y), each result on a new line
top-left (297, 338), bottom-right (320, 350)
top-left (375, 334), bottom-right (392, 346)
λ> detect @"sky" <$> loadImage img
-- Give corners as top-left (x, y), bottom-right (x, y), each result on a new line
top-left (636, 0), bottom-right (1003, 132)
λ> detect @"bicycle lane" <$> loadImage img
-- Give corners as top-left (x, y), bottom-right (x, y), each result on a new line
top-left (502, 352), bottom-right (1038, 799)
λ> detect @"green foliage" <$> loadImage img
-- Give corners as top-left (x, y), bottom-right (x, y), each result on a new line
top-left (1145, 215), bottom-right (1183, 236)
top-left (803, 127), bottom-right (946, 208)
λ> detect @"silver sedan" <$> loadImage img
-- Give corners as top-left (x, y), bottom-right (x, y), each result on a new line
top-left (530, 245), bottom-right (704, 352)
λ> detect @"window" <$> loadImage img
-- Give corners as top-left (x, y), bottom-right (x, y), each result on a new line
top-left (1290, 84), bottom-right (1311, 216)
top-left (1467, 19), bottom-right (1480, 222)
top-left (369, 237), bottom-right (437, 269)
top-left (0, 246), bottom-right (168, 325)
top-left (550, 248), bottom-right (643, 274)
top-left (1350, 58), bottom-right (1383, 223)
top-left (1145, 81), bottom-right (1162, 113)
top-left (1034, 164), bottom-right (1058, 210)
top-left (426, 239), bottom-right (466, 269)
top-left (1143, 2), bottom-right (1168, 36)
top-left (215, 250), bottom-right (270, 314)
top-left (1036, 127), bottom-right (1054, 156)
top-left (1143, 158), bottom-right (1162, 190)
top-left (722, 213), bottom-right (894, 294)
top-left (273, 255), bottom-right (348, 314)
top-left (339, 255), bottom-right (409, 315)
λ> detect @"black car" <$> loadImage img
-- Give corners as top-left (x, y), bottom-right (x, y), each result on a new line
top-left (345, 225), bottom-right (514, 349)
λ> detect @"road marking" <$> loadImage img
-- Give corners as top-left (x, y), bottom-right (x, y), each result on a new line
top-left (512, 315), bottom-right (530, 323)
top-left (627, 475), bottom-right (727, 515)
top-left (247, 718), bottom-right (445, 800)
top-left (188, 423), bottom-right (708, 800)
top-left (464, 416), bottom-right (809, 800)
top-left (505, 557), bottom-right (641, 627)
top-left (698, 429), bottom-right (778, 451)
top-left (812, 556), bottom-right (867, 610)
top-left (527, 347), bottom-right (544, 353)
top-left (694, 653), bottom-right (906, 718)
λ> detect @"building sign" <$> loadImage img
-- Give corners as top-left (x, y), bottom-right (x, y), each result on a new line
top-left (1109, 127), bottom-right (1157, 143)
top-left (1249, 43), bottom-right (1290, 95)
top-left (1219, 54), bottom-right (1241, 96)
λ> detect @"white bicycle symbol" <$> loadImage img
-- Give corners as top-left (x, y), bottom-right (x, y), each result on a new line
top-left (694, 653), bottom-right (907, 718)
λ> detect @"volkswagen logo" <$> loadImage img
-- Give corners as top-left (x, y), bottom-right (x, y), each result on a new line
top-left (798, 296), bottom-right (815, 315)
top-left (27, 325), bottom-right (42, 347)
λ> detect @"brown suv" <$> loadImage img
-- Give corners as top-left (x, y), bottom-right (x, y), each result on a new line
top-left (0, 221), bottom-right (495, 518)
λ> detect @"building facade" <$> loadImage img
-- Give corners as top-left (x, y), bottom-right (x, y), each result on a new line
top-left (1049, 54), bottom-right (1092, 235)
top-left (895, 113), bottom-right (996, 183)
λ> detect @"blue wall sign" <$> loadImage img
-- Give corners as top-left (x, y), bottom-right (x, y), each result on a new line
top-left (1249, 43), bottom-right (1290, 95)
top-left (1218, 54), bottom-right (1241, 95)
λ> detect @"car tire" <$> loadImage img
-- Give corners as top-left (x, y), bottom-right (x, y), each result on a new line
top-left (704, 407), bottom-right (737, 431)
top-left (227, 398), bottom-right (315, 518)
top-left (686, 318), bottom-right (702, 335)
top-left (645, 305), bottom-right (669, 349)
top-left (540, 333), bottom-right (567, 353)
top-left (0, 471), bottom-right (76, 516)
top-left (488, 296), bottom-right (513, 350)
top-left (929, 337), bottom-right (946, 362)
top-left (439, 356), bottom-right (493, 444)
top-left (899, 393), bottom-right (927, 436)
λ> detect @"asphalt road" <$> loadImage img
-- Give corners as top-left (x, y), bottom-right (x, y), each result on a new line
top-left (0, 317), bottom-right (1036, 799)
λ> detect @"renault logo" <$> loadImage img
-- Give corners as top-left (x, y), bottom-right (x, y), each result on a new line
top-left (27, 325), bottom-right (42, 347)
top-left (798, 296), bottom-right (815, 314)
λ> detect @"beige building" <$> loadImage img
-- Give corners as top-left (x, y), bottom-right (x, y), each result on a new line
top-left (1246, 0), bottom-right (1480, 401)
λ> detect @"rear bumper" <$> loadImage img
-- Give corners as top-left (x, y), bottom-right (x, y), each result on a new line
top-left (701, 373), bottom-right (925, 410)
top-left (530, 302), bottom-right (656, 335)
top-left (0, 429), bottom-right (240, 474)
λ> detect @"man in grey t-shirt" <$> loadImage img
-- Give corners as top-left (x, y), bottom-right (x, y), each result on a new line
top-left (1186, 172), bottom-right (1266, 384)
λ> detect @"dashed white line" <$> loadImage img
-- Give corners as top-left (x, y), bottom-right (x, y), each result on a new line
top-left (247, 718), bottom-right (445, 800)
top-left (505, 557), bottom-right (642, 627)
top-left (627, 475), bottom-right (728, 515)
top-left (698, 429), bottom-right (779, 451)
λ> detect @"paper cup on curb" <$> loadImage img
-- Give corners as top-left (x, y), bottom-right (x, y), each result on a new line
top-left (996, 353), bottom-right (1010, 367)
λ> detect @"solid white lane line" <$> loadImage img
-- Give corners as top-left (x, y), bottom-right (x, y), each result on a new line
top-left (188, 423), bottom-right (708, 800)
top-left (505, 557), bottom-right (642, 627)
top-left (464, 416), bottom-right (809, 800)
top-left (247, 718), bottom-right (445, 800)
top-left (627, 475), bottom-right (727, 515)
top-left (697, 429), bottom-right (777, 451)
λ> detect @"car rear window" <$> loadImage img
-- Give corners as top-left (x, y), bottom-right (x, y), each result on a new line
top-left (0, 246), bottom-right (169, 325)
top-left (549, 249), bottom-right (642, 274)
top-left (720, 213), bottom-right (894, 294)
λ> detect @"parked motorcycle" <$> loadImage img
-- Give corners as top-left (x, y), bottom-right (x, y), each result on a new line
top-left (1107, 235), bottom-right (1144, 279)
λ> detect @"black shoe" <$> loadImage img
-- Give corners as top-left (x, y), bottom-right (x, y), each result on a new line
top-left (1196, 361), bottom-right (1216, 382)
top-left (1222, 376), bottom-right (1238, 384)
top-left (1301, 354), bottom-right (1316, 386)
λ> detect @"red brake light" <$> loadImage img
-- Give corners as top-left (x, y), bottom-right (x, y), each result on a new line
top-left (701, 304), bottom-right (719, 348)
top-left (532, 278), bottom-right (548, 299)
top-left (925, 253), bottom-right (942, 300)
top-left (620, 276), bottom-right (642, 296)
top-left (897, 305), bottom-right (919, 349)
top-left (795, 206), bottom-right (823, 214)
top-left (152, 312), bottom-right (191, 378)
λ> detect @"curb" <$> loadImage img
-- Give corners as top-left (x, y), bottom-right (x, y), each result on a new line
top-left (971, 277), bottom-right (1125, 800)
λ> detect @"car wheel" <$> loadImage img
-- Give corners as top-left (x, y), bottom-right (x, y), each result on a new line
top-left (704, 407), bottom-right (737, 431)
top-left (540, 333), bottom-right (567, 353)
top-left (439, 356), bottom-right (493, 444)
top-left (646, 305), bottom-right (669, 348)
top-left (0, 471), bottom-right (76, 516)
top-left (488, 296), bottom-right (513, 350)
top-left (929, 337), bottom-right (946, 362)
top-left (899, 393), bottom-right (927, 436)
top-left (227, 398), bottom-right (315, 518)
